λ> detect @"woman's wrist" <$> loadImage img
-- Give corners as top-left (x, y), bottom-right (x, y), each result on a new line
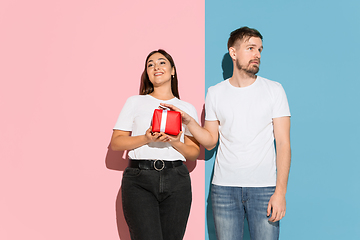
top-left (143, 133), bottom-right (152, 144)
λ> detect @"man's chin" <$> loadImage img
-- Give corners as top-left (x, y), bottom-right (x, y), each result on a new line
top-left (246, 66), bottom-right (259, 75)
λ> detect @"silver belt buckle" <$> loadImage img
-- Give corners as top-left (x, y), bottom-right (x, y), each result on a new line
top-left (154, 159), bottom-right (165, 171)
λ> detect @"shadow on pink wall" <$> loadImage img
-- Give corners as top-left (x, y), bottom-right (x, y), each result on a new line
top-left (105, 147), bottom-right (131, 240)
top-left (105, 141), bottom-right (204, 240)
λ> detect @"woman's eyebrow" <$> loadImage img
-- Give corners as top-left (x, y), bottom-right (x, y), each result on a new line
top-left (147, 58), bottom-right (166, 63)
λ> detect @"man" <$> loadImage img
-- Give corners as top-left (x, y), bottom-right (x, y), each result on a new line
top-left (162, 26), bottom-right (291, 240)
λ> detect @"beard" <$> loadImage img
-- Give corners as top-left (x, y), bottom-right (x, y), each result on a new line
top-left (236, 59), bottom-right (260, 76)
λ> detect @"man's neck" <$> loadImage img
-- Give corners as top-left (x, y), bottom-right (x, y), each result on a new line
top-left (229, 70), bottom-right (257, 88)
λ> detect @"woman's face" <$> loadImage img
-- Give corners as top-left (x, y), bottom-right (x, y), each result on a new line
top-left (146, 52), bottom-right (175, 87)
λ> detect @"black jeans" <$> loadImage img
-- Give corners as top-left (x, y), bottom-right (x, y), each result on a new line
top-left (121, 164), bottom-right (192, 240)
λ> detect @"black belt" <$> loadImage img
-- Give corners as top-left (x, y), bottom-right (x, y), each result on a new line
top-left (129, 159), bottom-right (183, 171)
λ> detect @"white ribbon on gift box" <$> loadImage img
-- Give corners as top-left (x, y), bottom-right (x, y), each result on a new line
top-left (159, 110), bottom-right (167, 132)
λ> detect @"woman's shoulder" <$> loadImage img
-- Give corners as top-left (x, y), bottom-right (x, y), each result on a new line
top-left (173, 98), bottom-right (195, 107)
top-left (172, 98), bottom-right (197, 114)
top-left (125, 95), bottom-right (150, 103)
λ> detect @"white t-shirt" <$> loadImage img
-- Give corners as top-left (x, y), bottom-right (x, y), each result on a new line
top-left (205, 76), bottom-right (291, 187)
top-left (113, 95), bottom-right (198, 161)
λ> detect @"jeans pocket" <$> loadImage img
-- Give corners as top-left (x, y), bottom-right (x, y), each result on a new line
top-left (175, 164), bottom-right (190, 177)
top-left (123, 167), bottom-right (142, 178)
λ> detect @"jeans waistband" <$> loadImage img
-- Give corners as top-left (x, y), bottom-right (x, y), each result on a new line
top-left (128, 159), bottom-right (183, 171)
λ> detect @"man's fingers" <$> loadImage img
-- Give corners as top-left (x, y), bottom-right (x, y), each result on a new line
top-left (268, 211), bottom-right (276, 222)
top-left (277, 211), bottom-right (286, 221)
top-left (273, 213), bottom-right (282, 222)
top-left (267, 202), bottom-right (271, 217)
top-left (160, 103), bottom-right (183, 113)
top-left (268, 209), bottom-right (286, 222)
top-left (160, 103), bottom-right (176, 110)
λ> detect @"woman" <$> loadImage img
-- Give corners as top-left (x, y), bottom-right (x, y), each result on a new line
top-left (111, 49), bottom-right (200, 240)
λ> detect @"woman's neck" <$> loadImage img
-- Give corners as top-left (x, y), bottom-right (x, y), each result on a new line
top-left (149, 89), bottom-right (175, 100)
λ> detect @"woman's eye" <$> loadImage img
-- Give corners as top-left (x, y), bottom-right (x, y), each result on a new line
top-left (160, 61), bottom-right (166, 65)
top-left (148, 64), bottom-right (153, 67)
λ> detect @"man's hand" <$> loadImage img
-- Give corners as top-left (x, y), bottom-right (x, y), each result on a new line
top-left (267, 192), bottom-right (286, 222)
top-left (160, 103), bottom-right (193, 125)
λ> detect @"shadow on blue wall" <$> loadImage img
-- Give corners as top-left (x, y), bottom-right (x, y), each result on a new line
top-left (222, 52), bottom-right (233, 80)
top-left (205, 53), bottom-right (251, 240)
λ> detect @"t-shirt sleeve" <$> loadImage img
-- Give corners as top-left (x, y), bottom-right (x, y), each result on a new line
top-left (183, 104), bottom-right (199, 137)
top-left (272, 84), bottom-right (291, 118)
top-left (205, 88), bottom-right (218, 121)
top-left (113, 97), bottom-right (135, 131)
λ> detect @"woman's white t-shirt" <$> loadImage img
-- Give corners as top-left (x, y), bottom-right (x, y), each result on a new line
top-left (114, 95), bottom-right (198, 161)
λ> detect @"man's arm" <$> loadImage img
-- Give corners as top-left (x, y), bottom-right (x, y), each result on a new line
top-left (160, 103), bottom-right (219, 150)
top-left (267, 116), bottom-right (291, 222)
top-left (187, 119), bottom-right (219, 150)
top-left (169, 135), bottom-right (200, 161)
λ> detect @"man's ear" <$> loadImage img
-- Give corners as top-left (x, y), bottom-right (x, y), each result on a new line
top-left (229, 47), bottom-right (236, 61)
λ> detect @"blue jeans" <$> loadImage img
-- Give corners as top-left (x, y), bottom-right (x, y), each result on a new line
top-left (121, 164), bottom-right (192, 240)
top-left (211, 184), bottom-right (279, 240)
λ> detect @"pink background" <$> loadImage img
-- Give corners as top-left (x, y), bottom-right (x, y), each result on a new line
top-left (0, 1), bottom-right (205, 239)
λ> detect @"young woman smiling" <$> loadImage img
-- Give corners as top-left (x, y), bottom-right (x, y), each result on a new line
top-left (110, 49), bottom-right (200, 240)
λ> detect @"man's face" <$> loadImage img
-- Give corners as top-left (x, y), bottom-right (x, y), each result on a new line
top-left (231, 37), bottom-right (263, 75)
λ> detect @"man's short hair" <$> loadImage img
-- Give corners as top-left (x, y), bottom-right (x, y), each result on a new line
top-left (227, 27), bottom-right (263, 50)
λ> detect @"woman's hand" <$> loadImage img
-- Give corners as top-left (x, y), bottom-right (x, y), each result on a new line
top-left (145, 126), bottom-right (164, 143)
top-left (160, 103), bottom-right (193, 125)
top-left (164, 131), bottom-right (183, 144)
top-left (145, 126), bottom-right (180, 143)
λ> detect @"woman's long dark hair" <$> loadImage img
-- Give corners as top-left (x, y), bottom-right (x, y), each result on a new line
top-left (139, 49), bottom-right (180, 99)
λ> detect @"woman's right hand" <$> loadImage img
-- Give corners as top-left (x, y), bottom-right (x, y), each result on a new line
top-left (145, 126), bottom-right (168, 143)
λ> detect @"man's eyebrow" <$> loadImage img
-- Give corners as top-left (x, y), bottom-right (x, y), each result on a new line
top-left (246, 43), bottom-right (261, 47)
top-left (246, 43), bottom-right (263, 49)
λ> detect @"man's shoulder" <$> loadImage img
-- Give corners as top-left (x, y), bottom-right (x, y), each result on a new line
top-left (257, 76), bottom-right (283, 88)
top-left (207, 79), bottom-right (230, 92)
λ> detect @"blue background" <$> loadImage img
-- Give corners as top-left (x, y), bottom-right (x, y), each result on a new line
top-left (205, 0), bottom-right (360, 239)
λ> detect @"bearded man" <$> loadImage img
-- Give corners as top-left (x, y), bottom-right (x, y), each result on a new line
top-left (163, 26), bottom-right (291, 240)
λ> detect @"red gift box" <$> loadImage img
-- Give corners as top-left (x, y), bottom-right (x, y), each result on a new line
top-left (152, 109), bottom-right (182, 136)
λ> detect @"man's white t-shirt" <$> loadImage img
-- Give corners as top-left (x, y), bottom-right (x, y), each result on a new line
top-left (114, 95), bottom-right (198, 161)
top-left (205, 76), bottom-right (291, 187)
